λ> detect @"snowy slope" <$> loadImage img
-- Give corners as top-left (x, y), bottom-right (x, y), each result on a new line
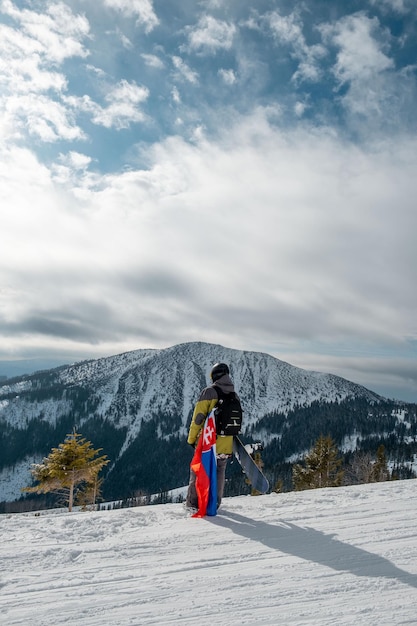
top-left (1, 479), bottom-right (417, 625)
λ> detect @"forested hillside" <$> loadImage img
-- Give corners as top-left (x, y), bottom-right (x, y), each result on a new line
top-left (1, 343), bottom-right (416, 509)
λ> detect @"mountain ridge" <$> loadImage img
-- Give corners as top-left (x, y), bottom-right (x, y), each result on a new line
top-left (0, 341), bottom-right (383, 432)
top-left (1, 341), bottom-right (414, 506)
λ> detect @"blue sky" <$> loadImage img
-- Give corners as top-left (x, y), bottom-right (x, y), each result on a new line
top-left (1, 0), bottom-right (417, 401)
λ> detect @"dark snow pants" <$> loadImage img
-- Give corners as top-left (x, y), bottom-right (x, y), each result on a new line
top-left (186, 456), bottom-right (228, 510)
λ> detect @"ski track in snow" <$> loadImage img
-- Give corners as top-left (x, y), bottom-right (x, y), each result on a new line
top-left (1, 480), bottom-right (417, 625)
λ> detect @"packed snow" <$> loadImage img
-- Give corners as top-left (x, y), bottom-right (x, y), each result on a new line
top-left (2, 479), bottom-right (417, 625)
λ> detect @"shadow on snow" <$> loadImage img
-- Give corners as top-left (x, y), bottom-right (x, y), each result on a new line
top-left (208, 510), bottom-right (417, 589)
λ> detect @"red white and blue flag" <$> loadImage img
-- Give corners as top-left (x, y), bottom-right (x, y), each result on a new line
top-left (190, 410), bottom-right (217, 517)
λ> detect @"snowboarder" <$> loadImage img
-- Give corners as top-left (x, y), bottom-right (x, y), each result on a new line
top-left (186, 362), bottom-right (239, 511)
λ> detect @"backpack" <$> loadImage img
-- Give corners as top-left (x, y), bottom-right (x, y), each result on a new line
top-left (214, 386), bottom-right (243, 436)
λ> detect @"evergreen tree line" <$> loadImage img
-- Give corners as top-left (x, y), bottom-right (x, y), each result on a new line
top-left (3, 428), bottom-right (415, 514)
top-left (291, 435), bottom-right (391, 491)
top-left (250, 398), bottom-right (417, 463)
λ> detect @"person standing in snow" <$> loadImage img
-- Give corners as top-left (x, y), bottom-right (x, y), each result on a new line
top-left (186, 362), bottom-right (238, 511)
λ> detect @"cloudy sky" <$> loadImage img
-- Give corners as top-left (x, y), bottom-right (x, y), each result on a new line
top-left (1, 0), bottom-right (416, 401)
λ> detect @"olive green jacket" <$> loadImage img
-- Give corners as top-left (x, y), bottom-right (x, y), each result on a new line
top-left (187, 374), bottom-right (237, 455)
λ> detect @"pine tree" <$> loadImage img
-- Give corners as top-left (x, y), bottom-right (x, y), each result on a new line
top-left (371, 445), bottom-right (390, 482)
top-left (23, 431), bottom-right (109, 511)
top-left (293, 435), bottom-right (344, 491)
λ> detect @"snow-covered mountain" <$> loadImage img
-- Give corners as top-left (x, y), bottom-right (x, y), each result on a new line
top-left (0, 341), bottom-right (413, 505)
top-left (0, 341), bottom-right (381, 431)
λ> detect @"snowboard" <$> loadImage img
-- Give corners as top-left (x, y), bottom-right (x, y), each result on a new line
top-left (233, 436), bottom-right (269, 494)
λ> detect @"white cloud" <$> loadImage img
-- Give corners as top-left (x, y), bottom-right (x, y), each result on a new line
top-left (93, 80), bottom-right (149, 129)
top-left (219, 68), bottom-right (237, 85)
top-left (1, 112), bottom-right (416, 373)
top-left (51, 151), bottom-right (92, 185)
top-left (103, 0), bottom-right (159, 33)
top-left (0, 21), bottom-right (69, 120)
top-left (117, 27), bottom-right (134, 49)
top-left (264, 10), bottom-right (326, 83)
top-left (65, 80), bottom-right (149, 130)
top-left (141, 53), bottom-right (165, 69)
top-left (0, 1), bottom-right (90, 143)
top-left (171, 86), bottom-right (181, 103)
top-left (187, 15), bottom-right (236, 53)
top-left (85, 64), bottom-right (107, 78)
top-left (172, 56), bottom-right (199, 84)
top-left (267, 10), bottom-right (304, 46)
top-left (321, 13), bottom-right (394, 85)
top-left (62, 150), bottom-right (92, 170)
top-left (1, 0), bottom-right (90, 63)
top-left (294, 101), bottom-right (307, 117)
top-left (319, 13), bottom-right (405, 123)
top-left (4, 93), bottom-right (84, 142)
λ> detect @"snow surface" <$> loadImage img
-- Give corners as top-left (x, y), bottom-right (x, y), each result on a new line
top-left (2, 480), bottom-right (417, 625)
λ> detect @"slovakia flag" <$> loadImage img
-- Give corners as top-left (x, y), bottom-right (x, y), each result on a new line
top-left (190, 410), bottom-right (217, 517)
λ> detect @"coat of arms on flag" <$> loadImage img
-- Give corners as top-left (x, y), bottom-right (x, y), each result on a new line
top-left (190, 410), bottom-right (217, 517)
